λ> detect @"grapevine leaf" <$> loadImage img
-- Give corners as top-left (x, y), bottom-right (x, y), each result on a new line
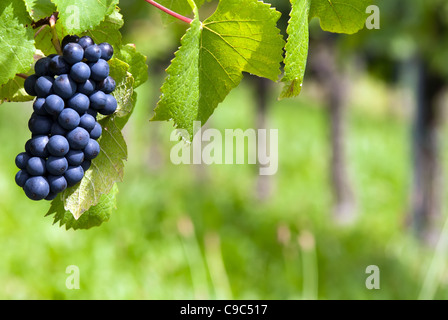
top-left (46, 184), bottom-right (118, 230)
top-left (280, 0), bottom-right (311, 99)
top-left (0, 0), bottom-right (35, 86)
top-left (82, 8), bottom-right (124, 49)
top-left (0, 76), bottom-right (34, 104)
top-left (59, 59), bottom-right (134, 219)
top-left (51, 0), bottom-right (119, 34)
top-left (309, 0), bottom-right (371, 34)
top-left (116, 44), bottom-right (148, 89)
top-left (152, 0), bottom-right (285, 140)
top-left (23, 0), bottom-right (56, 20)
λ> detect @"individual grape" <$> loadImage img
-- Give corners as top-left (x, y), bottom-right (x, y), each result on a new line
top-left (84, 44), bottom-right (101, 62)
top-left (81, 159), bottom-right (91, 172)
top-left (24, 74), bottom-right (38, 96)
top-left (98, 42), bottom-right (114, 61)
top-left (65, 149), bottom-right (84, 166)
top-left (49, 55), bottom-right (70, 75)
top-left (51, 122), bottom-right (67, 136)
top-left (33, 98), bottom-right (48, 116)
top-left (47, 135), bottom-right (70, 157)
top-left (24, 139), bottom-right (32, 154)
top-left (34, 76), bottom-right (54, 97)
top-left (34, 57), bottom-right (51, 76)
top-left (61, 35), bottom-right (80, 50)
top-left (58, 108), bottom-right (80, 130)
top-left (46, 156), bottom-right (69, 175)
top-left (44, 94), bottom-right (65, 116)
top-left (64, 166), bottom-right (84, 187)
top-left (28, 114), bottom-right (52, 135)
top-left (100, 94), bottom-right (117, 116)
top-left (77, 79), bottom-right (96, 96)
top-left (86, 108), bottom-right (98, 118)
top-left (83, 139), bottom-right (100, 160)
top-left (15, 152), bottom-right (31, 169)
top-left (26, 157), bottom-right (46, 176)
top-left (79, 114), bottom-right (96, 132)
top-left (70, 62), bottom-right (91, 83)
top-left (63, 43), bottom-right (84, 65)
top-left (15, 170), bottom-right (30, 188)
top-left (89, 59), bottom-right (109, 81)
top-left (67, 93), bottom-right (90, 114)
top-left (90, 91), bottom-right (107, 110)
top-left (47, 175), bottom-right (68, 193)
top-left (66, 127), bottom-right (90, 150)
top-left (53, 74), bottom-right (77, 99)
top-left (45, 192), bottom-right (57, 201)
top-left (28, 135), bottom-right (49, 157)
top-left (77, 36), bottom-right (94, 49)
top-left (24, 176), bottom-right (50, 201)
top-left (98, 76), bottom-right (116, 94)
top-left (90, 122), bottom-right (102, 140)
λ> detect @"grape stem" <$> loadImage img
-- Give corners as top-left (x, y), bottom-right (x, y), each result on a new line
top-left (144, 0), bottom-right (193, 24)
top-left (49, 14), bottom-right (63, 55)
top-left (16, 73), bottom-right (28, 80)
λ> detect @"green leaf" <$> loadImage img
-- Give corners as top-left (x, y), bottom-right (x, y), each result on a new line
top-left (34, 8), bottom-right (124, 57)
top-left (0, 1), bottom-right (35, 86)
top-left (58, 58), bottom-right (134, 219)
top-left (152, 0), bottom-right (285, 140)
top-left (281, 0), bottom-right (311, 99)
top-left (23, 0), bottom-right (56, 20)
top-left (46, 184), bottom-right (118, 230)
top-left (82, 8), bottom-right (124, 49)
top-left (0, 76), bottom-right (34, 104)
top-left (51, 0), bottom-right (118, 34)
top-left (116, 44), bottom-right (148, 89)
top-left (309, 0), bottom-right (370, 34)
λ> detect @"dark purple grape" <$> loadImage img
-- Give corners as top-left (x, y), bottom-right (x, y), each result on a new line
top-left (34, 76), bottom-right (54, 97)
top-left (49, 55), bottom-right (70, 75)
top-left (99, 94), bottom-right (117, 116)
top-left (61, 35), bottom-right (80, 50)
top-left (66, 127), bottom-right (90, 150)
top-left (84, 44), bottom-right (101, 62)
top-left (98, 76), bottom-right (116, 94)
top-left (89, 59), bottom-right (109, 81)
top-left (24, 176), bottom-right (50, 200)
top-left (64, 166), bottom-right (84, 186)
top-left (53, 74), bottom-right (77, 99)
top-left (77, 36), bottom-right (94, 49)
top-left (63, 43), bottom-right (84, 65)
top-left (83, 139), bottom-right (100, 160)
top-left (26, 157), bottom-right (46, 176)
top-left (15, 170), bottom-right (30, 188)
top-left (70, 62), bottom-right (91, 83)
top-left (98, 42), bottom-right (114, 61)
top-left (24, 74), bottom-right (38, 96)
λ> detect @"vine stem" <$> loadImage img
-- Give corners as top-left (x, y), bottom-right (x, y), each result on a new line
top-left (144, 0), bottom-right (193, 24)
top-left (49, 14), bottom-right (63, 55)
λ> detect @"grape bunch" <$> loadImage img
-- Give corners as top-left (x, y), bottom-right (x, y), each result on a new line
top-left (16, 35), bottom-right (117, 201)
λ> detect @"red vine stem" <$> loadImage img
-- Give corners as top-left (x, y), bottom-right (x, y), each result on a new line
top-left (144, 0), bottom-right (193, 24)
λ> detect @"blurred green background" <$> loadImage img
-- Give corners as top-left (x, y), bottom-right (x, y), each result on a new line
top-left (1, 0), bottom-right (448, 300)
